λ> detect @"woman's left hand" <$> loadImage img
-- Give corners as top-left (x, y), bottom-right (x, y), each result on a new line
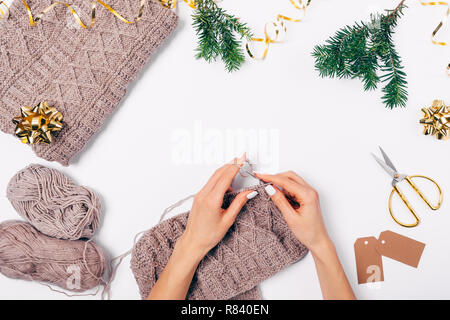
top-left (181, 154), bottom-right (254, 259)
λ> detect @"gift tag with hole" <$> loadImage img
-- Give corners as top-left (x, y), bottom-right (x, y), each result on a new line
top-left (376, 230), bottom-right (425, 268)
top-left (354, 236), bottom-right (384, 284)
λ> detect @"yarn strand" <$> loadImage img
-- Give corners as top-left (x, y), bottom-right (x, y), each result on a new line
top-left (102, 193), bottom-right (196, 299)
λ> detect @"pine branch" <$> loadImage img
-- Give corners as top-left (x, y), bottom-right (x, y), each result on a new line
top-left (372, 5), bottom-right (408, 108)
top-left (192, 10), bottom-right (219, 62)
top-left (192, 0), bottom-right (252, 72)
top-left (311, 0), bottom-right (408, 108)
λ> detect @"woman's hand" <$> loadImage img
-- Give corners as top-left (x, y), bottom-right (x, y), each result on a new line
top-left (148, 155), bottom-right (254, 300)
top-left (255, 171), bottom-right (330, 254)
top-left (256, 171), bottom-right (355, 300)
top-left (181, 154), bottom-right (254, 259)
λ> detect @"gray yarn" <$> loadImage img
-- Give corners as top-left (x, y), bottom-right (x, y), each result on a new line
top-left (0, 221), bottom-right (106, 293)
top-left (6, 164), bottom-right (101, 240)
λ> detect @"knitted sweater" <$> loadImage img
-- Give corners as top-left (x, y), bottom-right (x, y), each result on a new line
top-left (131, 184), bottom-right (309, 300)
top-left (0, 0), bottom-right (178, 165)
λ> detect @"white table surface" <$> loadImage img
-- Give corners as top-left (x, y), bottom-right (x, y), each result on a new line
top-left (0, 0), bottom-right (449, 299)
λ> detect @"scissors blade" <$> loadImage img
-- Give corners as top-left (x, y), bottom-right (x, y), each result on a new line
top-left (372, 153), bottom-right (397, 178)
top-left (379, 146), bottom-right (397, 173)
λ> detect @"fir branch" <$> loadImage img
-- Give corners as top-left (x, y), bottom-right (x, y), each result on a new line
top-left (192, 10), bottom-right (219, 62)
top-left (372, 5), bottom-right (408, 108)
top-left (192, 0), bottom-right (252, 72)
top-left (312, 24), bottom-right (370, 79)
top-left (311, 0), bottom-right (408, 108)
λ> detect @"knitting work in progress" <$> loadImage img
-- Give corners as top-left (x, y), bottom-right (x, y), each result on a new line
top-left (7, 164), bottom-right (101, 240)
top-left (0, 221), bottom-right (106, 292)
top-left (0, 0), bottom-right (178, 165)
top-left (131, 184), bottom-right (309, 300)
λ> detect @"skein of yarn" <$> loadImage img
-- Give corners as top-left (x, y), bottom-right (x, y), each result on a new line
top-left (0, 221), bottom-right (106, 292)
top-left (6, 164), bottom-right (101, 240)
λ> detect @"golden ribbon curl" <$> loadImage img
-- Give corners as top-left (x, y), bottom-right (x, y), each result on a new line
top-left (0, 1), bottom-right (9, 20)
top-left (14, 0), bottom-right (145, 28)
top-left (420, 100), bottom-right (450, 140)
top-left (419, 1), bottom-right (449, 46)
top-left (419, 1), bottom-right (450, 75)
top-left (13, 102), bottom-right (64, 144)
top-left (246, 0), bottom-right (311, 60)
top-left (159, 0), bottom-right (196, 9)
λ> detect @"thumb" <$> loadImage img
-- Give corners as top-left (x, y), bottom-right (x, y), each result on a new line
top-left (264, 185), bottom-right (297, 220)
top-left (223, 190), bottom-right (253, 226)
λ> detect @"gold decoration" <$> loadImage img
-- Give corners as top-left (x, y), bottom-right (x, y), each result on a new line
top-left (159, 0), bottom-right (196, 9)
top-left (420, 100), bottom-right (450, 140)
top-left (0, 1), bottom-right (9, 20)
top-left (12, 102), bottom-right (64, 144)
top-left (420, 1), bottom-right (449, 46)
top-left (419, 1), bottom-right (449, 74)
top-left (14, 0), bottom-right (145, 28)
top-left (245, 0), bottom-right (311, 60)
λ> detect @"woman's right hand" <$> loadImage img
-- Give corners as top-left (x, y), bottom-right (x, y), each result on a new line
top-left (255, 171), bottom-right (331, 255)
top-left (256, 171), bottom-right (356, 300)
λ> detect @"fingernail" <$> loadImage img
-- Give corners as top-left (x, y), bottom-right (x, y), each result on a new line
top-left (265, 185), bottom-right (276, 196)
top-left (246, 191), bottom-right (258, 199)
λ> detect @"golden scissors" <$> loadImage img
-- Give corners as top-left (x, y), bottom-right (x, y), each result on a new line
top-left (372, 147), bottom-right (443, 228)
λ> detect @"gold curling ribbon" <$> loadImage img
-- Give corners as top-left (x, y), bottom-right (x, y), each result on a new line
top-left (0, 1), bottom-right (9, 19)
top-left (246, 0), bottom-right (311, 60)
top-left (419, 1), bottom-right (449, 46)
top-left (159, 0), bottom-right (196, 9)
top-left (420, 100), bottom-right (450, 140)
top-left (419, 1), bottom-right (449, 75)
top-left (12, 102), bottom-right (64, 144)
top-left (19, 0), bottom-right (145, 28)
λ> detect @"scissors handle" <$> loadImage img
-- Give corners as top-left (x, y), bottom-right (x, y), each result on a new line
top-left (388, 175), bottom-right (443, 228)
top-left (405, 175), bottom-right (443, 210)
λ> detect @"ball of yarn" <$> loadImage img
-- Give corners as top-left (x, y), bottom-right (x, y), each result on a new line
top-left (0, 221), bottom-right (106, 292)
top-left (6, 164), bottom-right (101, 240)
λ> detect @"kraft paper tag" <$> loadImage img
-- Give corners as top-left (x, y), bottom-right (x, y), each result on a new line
top-left (376, 230), bottom-right (425, 268)
top-left (354, 237), bottom-right (384, 284)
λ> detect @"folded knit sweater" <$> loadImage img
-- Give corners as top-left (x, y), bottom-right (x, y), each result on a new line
top-left (131, 184), bottom-right (309, 300)
top-left (0, 0), bottom-right (178, 165)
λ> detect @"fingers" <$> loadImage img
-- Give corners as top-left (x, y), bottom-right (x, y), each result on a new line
top-left (201, 165), bottom-right (229, 195)
top-left (257, 172), bottom-right (320, 206)
top-left (279, 171), bottom-right (309, 187)
top-left (212, 154), bottom-right (246, 199)
top-left (256, 172), bottom-right (308, 196)
top-left (264, 185), bottom-right (297, 219)
top-left (200, 155), bottom-right (245, 195)
top-left (223, 190), bottom-right (252, 226)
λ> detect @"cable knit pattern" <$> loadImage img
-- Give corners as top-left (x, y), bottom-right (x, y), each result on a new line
top-left (131, 184), bottom-right (309, 300)
top-left (0, 0), bottom-right (178, 165)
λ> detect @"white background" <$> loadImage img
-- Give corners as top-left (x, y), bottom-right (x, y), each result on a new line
top-left (0, 0), bottom-right (449, 299)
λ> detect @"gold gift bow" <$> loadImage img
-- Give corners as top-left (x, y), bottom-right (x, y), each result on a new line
top-left (0, 1), bottom-right (9, 19)
top-left (420, 100), bottom-right (450, 140)
top-left (9, 0), bottom-right (145, 28)
top-left (13, 102), bottom-right (64, 144)
top-left (246, 0), bottom-right (311, 60)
